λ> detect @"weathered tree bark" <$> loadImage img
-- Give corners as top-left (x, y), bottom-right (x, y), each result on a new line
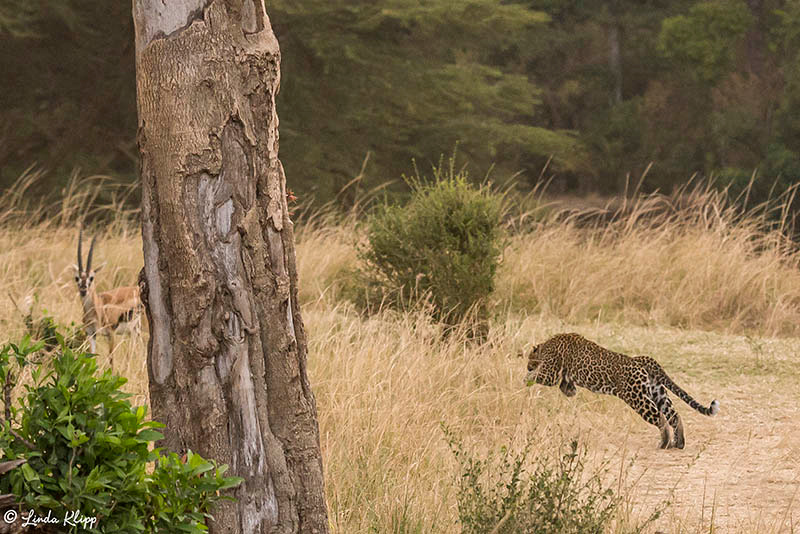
top-left (132, 1), bottom-right (329, 532)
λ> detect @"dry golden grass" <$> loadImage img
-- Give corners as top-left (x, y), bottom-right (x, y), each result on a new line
top-left (496, 182), bottom-right (800, 336)
top-left (309, 313), bottom-right (800, 533)
top-left (1, 175), bottom-right (798, 533)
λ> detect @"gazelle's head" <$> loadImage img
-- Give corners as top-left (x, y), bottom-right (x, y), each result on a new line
top-left (74, 228), bottom-right (101, 297)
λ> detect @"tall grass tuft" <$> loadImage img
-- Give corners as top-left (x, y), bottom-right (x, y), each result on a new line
top-left (0, 170), bottom-right (145, 394)
top-left (496, 179), bottom-right (800, 336)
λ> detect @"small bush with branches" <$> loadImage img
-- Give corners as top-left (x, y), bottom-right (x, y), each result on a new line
top-left (353, 157), bottom-right (503, 332)
top-left (444, 426), bottom-right (662, 534)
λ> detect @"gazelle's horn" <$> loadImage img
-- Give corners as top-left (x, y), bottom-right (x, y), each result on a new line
top-left (77, 227), bottom-right (84, 272)
top-left (86, 236), bottom-right (97, 272)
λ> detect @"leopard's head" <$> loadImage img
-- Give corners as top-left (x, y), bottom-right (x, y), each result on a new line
top-left (524, 344), bottom-right (559, 387)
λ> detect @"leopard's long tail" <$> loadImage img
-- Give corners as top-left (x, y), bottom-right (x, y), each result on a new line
top-left (636, 356), bottom-right (720, 416)
top-left (669, 384), bottom-right (719, 416)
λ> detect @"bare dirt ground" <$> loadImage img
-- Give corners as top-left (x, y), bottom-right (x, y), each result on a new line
top-left (615, 380), bottom-right (800, 533)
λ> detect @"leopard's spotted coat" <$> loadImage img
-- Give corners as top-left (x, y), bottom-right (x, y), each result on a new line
top-left (524, 333), bottom-right (719, 449)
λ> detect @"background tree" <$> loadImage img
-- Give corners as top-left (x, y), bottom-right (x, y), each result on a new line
top-left (271, 0), bottom-right (583, 202)
top-left (0, 1), bottom-right (137, 195)
top-left (3, 0), bottom-right (800, 205)
top-left (133, 1), bottom-right (329, 532)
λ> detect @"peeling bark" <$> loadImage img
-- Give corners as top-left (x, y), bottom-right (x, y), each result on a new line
top-left (132, 1), bottom-right (329, 532)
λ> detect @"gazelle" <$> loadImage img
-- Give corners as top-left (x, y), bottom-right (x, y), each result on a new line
top-left (73, 228), bottom-right (143, 369)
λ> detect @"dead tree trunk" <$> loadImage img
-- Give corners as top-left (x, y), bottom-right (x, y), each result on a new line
top-left (132, 1), bottom-right (329, 532)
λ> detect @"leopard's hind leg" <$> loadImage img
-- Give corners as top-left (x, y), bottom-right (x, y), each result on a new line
top-left (652, 384), bottom-right (685, 449)
top-left (619, 376), bottom-right (674, 449)
top-left (671, 414), bottom-right (685, 449)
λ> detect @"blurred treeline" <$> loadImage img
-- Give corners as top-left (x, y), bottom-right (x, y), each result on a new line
top-left (2, 0), bottom-right (800, 205)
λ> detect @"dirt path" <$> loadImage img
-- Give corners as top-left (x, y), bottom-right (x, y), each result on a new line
top-left (582, 335), bottom-right (800, 533)
top-left (618, 387), bottom-right (798, 533)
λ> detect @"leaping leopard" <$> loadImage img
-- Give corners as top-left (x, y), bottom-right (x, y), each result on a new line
top-left (523, 333), bottom-right (719, 449)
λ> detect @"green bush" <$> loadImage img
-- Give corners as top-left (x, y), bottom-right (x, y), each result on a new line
top-left (145, 450), bottom-right (241, 534)
top-left (354, 158), bottom-right (503, 329)
top-left (0, 327), bottom-right (241, 533)
top-left (445, 428), bottom-right (621, 534)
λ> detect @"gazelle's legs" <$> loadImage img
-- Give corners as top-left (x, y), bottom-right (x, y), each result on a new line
top-left (106, 332), bottom-right (116, 371)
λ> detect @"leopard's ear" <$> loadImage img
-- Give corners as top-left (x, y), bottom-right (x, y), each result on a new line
top-left (517, 344), bottom-right (536, 358)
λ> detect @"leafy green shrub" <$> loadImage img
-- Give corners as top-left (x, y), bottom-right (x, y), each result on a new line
top-left (445, 428), bottom-right (621, 534)
top-left (144, 450), bottom-right (241, 534)
top-left (0, 328), bottom-right (241, 533)
top-left (353, 158), bottom-right (503, 329)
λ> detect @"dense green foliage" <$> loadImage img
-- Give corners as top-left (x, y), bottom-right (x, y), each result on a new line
top-left (0, 327), bottom-right (241, 533)
top-left (144, 450), bottom-right (241, 534)
top-left (272, 0), bottom-right (580, 201)
top-left (0, 1), bottom-right (136, 197)
top-left (354, 159), bottom-right (502, 328)
top-left (2, 1), bottom-right (800, 204)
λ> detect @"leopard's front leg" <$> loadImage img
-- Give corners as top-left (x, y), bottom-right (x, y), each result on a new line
top-left (559, 371), bottom-right (577, 397)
